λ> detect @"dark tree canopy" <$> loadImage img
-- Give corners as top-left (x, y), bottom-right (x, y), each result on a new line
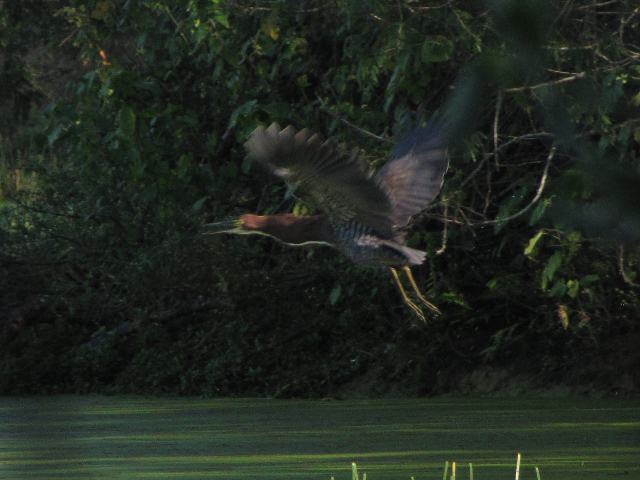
top-left (0, 0), bottom-right (638, 396)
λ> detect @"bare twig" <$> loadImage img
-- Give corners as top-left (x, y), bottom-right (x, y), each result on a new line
top-left (547, 68), bottom-right (585, 75)
top-left (456, 207), bottom-right (477, 236)
top-left (441, 146), bottom-right (555, 229)
top-left (493, 92), bottom-right (503, 167)
top-left (619, 7), bottom-right (640, 50)
top-left (57, 30), bottom-right (78, 47)
top-left (13, 198), bottom-right (82, 220)
top-left (483, 162), bottom-right (492, 215)
top-left (552, 0), bottom-right (574, 27)
top-left (459, 132), bottom-right (553, 189)
top-left (481, 92), bottom-right (503, 215)
top-left (577, 0), bottom-right (621, 10)
top-left (618, 245), bottom-right (639, 287)
top-left (317, 97), bottom-right (391, 143)
top-left (414, 3), bottom-right (449, 11)
top-left (161, 6), bottom-right (189, 44)
top-left (448, 1), bottom-right (482, 47)
top-left (505, 72), bottom-right (586, 92)
top-left (475, 145), bottom-right (556, 226)
top-left (435, 201), bottom-right (449, 255)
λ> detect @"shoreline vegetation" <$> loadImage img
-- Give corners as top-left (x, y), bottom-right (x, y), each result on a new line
top-left (1, 1), bottom-right (639, 397)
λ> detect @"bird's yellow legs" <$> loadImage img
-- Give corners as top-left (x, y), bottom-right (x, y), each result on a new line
top-left (390, 268), bottom-right (425, 321)
top-left (402, 266), bottom-right (441, 315)
top-left (389, 266), bottom-right (441, 321)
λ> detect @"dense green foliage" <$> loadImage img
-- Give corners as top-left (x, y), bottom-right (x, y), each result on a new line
top-left (1, 0), bottom-right (639, 395)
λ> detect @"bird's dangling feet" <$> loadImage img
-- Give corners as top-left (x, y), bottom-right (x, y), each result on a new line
top-left (402, 266), bottom-right (441, 315)
top-left (389, 267), bottom-right (441, 321)
top-left (390, 267), bottom-right (425, 321)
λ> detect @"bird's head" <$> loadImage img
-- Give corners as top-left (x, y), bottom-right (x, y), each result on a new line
top-left (203, 213), bottom-right (329, 246)
top-left (202, 215), bottom-right (255, 236)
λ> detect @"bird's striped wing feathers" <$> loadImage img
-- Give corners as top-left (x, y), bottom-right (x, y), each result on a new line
top-left (375, 123), bottom-right (449, 229)
top-left (245, 121), bottom-right (448, 235)
top-left (245, 123), bottom-right (394, 236)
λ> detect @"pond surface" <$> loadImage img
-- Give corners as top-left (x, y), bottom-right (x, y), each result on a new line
top-left (0, 396), bottom-right (638, 479)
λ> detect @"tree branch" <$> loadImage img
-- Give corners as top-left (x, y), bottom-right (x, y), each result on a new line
top-left (435, 201), bottom-right (449, 256)
top-left (475, 145), bottom-right (556, 226)
top-left (459, 132), bottom-right (553, 189)
top-left (505, 73), bottom-right (586, 92)
top-left (316, 97), bottom-right (391, 143)
top-left (618, 245), bottom-right (639, 288)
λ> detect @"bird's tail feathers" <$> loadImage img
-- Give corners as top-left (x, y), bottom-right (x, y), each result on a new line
top-left (397, 244), bottom-right (427, 266)
top-left (378, 240), bottom-right (426, 266)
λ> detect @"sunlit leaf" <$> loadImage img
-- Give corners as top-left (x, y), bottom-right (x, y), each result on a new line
top-left (421, 36), bottom-right (454, 63)
top-left (557, 304), bottom-right (569, 330)
top-left (192, 196), bottom-right (208, 212)
top-left (329, 284), bottom-right (342, 306)
top-left (241, 155), bottom-right (252, 174)
top-left (541, 251), bottom-right (563, 290)
top-left (90, 0), bottom-right (112, 20)
top-left (524, 230), bottom-right (544, 257)
top-left (261, 19), bottom-right (280, 40)
top-left (441, 291), bottom-right (470, 308)
top-left (214, 12), bottom-right (229, 28)
top-left (550, 280), bottom-right (567, 297)
top-left (580, 274), bottom-right (599, 286)
top-left (47, 126), bottom-right (63, 146)
top-left (529, 198), bottom-right (550, 225)
top-left (227, 99), bottom-right (258, 131)
top-left (117, 106), bottom-right (136, 139)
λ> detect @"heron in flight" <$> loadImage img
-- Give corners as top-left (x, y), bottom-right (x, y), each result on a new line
top-left (204, 120), bottom-right (449, 320)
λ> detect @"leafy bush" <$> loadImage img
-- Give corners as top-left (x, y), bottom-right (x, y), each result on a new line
top-left (1, 0), bottom-right (638, 395)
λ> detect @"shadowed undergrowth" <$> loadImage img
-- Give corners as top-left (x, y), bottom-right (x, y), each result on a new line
top-left (1, 1), bottom-right (639, 396)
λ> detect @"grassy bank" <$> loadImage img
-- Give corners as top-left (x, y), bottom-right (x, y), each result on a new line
top-left (1, 396), bottom-right (638, 479)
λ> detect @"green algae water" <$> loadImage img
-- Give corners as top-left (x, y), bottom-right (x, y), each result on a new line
top-left (0, 396), bottom-right (638, 479)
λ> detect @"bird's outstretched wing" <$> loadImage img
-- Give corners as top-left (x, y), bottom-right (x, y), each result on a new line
top-left (245, 123), bottom-right (395, 236)
top-left (375, 122), bottom-right (449, 229)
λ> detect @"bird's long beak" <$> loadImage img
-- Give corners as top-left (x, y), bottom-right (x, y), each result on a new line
top-left (202, 218), bottom-right (243, 235)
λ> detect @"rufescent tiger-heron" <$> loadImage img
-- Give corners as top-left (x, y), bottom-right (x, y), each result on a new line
top-left (204, 121), bottom-right (449, 320)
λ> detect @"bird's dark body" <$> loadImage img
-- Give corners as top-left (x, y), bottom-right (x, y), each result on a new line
top-left (204, 119), bottom-right (450, 318)
top-left (240, 121), bottom-right (448, 268)
top-left (332, 220), bottom-right (425, 267)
